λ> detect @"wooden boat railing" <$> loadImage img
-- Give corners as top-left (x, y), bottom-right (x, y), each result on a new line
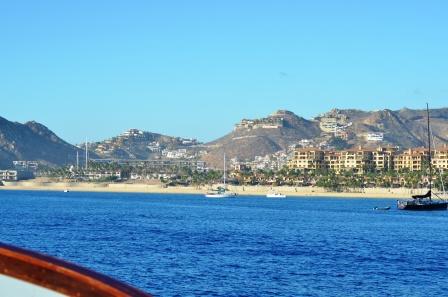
top-left (0, 243), bottom-right (153, 297)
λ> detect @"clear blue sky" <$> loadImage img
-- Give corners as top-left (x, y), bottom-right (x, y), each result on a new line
top-left (1, 1), bottom-right (447, 144)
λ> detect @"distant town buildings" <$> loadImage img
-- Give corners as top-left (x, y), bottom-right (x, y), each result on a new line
top-left (366, 132), bottom-right (384, 142)
top-left (84, 171), bottom-right (121, 180)
top-left (315, 109), bottom-right (352, 134)
top-left (162, 148), bottom-right (188, 159)
top-left (298, 139), bottom-right (313, 147)
top-left (0, 170), bottom-right (20, 181)
top-left (0, 161), bottom-right (40, 181)
top-left (91, 159), bottom-right (206, 172)
top-left (147, 142), bottom-right (162, 153)
top-left (130, 172), bottom-right (176, 181)
top-left (93, 129), bottom-right (199, 157)
top-left (13, 161), bottom-right (39, 171)
top-left (0, 170), bottom-right (34, 181)
top-left (179, 138), bottom-right (197, 146)
top-left (231, 150), bottom-right (289, 172)
top-left (234, 111), bottom-right (287, 131)
top-left (120, 128), bottom-right (144, 138)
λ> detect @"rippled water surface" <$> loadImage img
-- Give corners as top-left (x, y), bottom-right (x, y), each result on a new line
top-left (1, 190), bottom-right (448, 296)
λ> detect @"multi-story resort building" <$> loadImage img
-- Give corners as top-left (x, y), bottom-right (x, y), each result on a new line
top-left (287, 145), bottom-right (448, 174)
top-left (288, 148), bottom-right (325, 170)
top-left (324, 151), bottom-right (343, 172)
top-left (289, 147), bottom-right (375, 174)
top-left (393, 148), bottom-right (429, 172)
top-left (340, 148), bottom-right (374, 174)
top-left (372, 146), bottom-right (397, 171)
top-left (433, 145), bottom-right (448, 171)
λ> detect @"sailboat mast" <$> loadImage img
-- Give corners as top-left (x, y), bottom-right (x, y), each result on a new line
top-left (427, 103), bottom-right (432, 200)
top-left (223, 154), bottom-right (226, 187)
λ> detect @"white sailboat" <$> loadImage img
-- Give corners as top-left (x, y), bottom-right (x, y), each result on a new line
top-left (205, 154), bottom-right (237, 198)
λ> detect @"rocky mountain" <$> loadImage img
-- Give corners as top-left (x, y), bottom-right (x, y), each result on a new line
top-left (2, 107), bottom-right (448, 170)
top-left (202, 110), bottom-right (321, 167)
top-left (202, 108), bottom-right (448, 168)
top-left (333, 108), bottom-right (448, 148)
top-left (0, 117), bottom-right (81, 168)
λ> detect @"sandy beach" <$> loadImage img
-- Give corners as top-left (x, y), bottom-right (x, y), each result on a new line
top-left (0, 180), bottom-right (431, 199)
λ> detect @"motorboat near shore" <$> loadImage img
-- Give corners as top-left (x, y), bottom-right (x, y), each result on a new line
top-left (266, 193), bottom-right (286, 198)
top-left (0, 243), bottom-right (152, 297)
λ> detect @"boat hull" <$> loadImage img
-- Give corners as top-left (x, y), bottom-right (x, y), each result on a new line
top-left (0, 243), bottom-right (152, 297)
top-left (266, 194), bottom-right (286, 198)
top-left (397, 200), bottom-right (448, 211)
top-left (205, 193), bottom-right (237, 198)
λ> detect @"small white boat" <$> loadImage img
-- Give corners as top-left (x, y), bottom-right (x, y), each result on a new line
top-left (373, 206), bottom-right (391, 211)
top-left (266, 193), bottom-right (286, 198)
top-left (63, 189), bottom-right (70, 193)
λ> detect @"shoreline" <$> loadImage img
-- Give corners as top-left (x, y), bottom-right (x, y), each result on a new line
top-left (0, 181), bottom-right (432, 199)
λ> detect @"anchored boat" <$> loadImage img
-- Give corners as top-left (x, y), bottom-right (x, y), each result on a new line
top-left (397, 104), bottom-right (448, 211)
top-left (205, 154), bottom-right (237, 198)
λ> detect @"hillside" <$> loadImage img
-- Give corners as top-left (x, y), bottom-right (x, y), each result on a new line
top-left (0, 117), bottom-right (81, 168)
top-left (2, 107), bottom-right (448, 170)
top-left (336, 108), bottom-right (448, 147)
top-left (89, 129), bottom-right (201, 160)
top-left (202, 110), bottom-right (321, 167)
top-left (202, 108), bottom-right (448, 168)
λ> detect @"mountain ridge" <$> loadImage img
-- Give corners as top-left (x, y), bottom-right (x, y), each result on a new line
top-left (1, 107), bottom-right (448, 169)
top-left (0, 117), bottom-right (81, 168)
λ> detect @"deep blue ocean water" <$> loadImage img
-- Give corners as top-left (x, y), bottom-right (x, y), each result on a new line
top-left (1, 190), bottom-right (448, 297)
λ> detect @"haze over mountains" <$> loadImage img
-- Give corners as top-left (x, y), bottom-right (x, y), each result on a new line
top-left (1, 107), bottom-right (448, 169)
